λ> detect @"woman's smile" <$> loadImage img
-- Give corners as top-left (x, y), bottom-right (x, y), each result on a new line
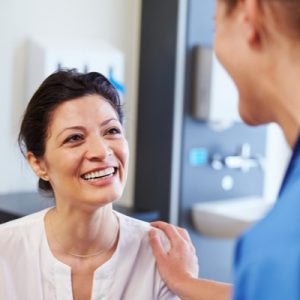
top-left (80, 166), bottom-right (118, 186)
top-left (81, 166), bottom-right (116, 181)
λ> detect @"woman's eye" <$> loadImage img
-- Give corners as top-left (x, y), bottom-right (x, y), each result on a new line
top-left (64, 134), bottom-right (84, 144)
top-left (107, 127), bottom-right (122, 135)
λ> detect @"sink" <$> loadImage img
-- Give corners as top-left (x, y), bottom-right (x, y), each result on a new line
top-left (192, 196), bottom-right (274, 239)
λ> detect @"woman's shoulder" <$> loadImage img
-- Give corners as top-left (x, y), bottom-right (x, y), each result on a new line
top-left (113, 212), bottom-right (174, 298)
top-left (115, 211), bottom-right (170, 249)
top-left (115, 211), bottom-right (157, 240)
top-left (116, 211), bottom-right (149, 230)
top-left (0, 208), bottom-right (49, 240)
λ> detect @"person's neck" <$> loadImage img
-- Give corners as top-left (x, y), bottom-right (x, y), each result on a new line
top-left (46, 203), bottom-right (119, 256)
top-left (264, 48), bottom-right (300, 149)
top-left (271, 85), bottom-right (300, 149)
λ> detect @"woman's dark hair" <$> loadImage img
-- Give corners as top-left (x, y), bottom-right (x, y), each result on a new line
top-left (18, 69), bottom-right (124, 195)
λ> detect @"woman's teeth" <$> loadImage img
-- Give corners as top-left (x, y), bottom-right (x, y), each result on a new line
top-left (83, 167), bottom-right (115, 180)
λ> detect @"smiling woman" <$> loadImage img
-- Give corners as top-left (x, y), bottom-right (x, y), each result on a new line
top-left (0, 70), bottom-right (180, 300)
top-left (26, 95), bottom-right (129, 209)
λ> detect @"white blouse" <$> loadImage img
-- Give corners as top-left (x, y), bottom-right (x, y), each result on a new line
top-left (0, 208), bottom-right (178, 300)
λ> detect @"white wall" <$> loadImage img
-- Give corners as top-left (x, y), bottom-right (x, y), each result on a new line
top-left (0, 0), bottom-right (141, 206)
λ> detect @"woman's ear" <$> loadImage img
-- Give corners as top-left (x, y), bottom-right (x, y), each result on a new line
top-left (26, 152), bottom-right (49, 181)
top-left (243, 0), bottom-right (262, 45)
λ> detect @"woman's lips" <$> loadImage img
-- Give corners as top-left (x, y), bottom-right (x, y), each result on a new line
top-left (81, 167), bottom-right (118, 186)
top-left (81, 167), bottom-right (116, 181)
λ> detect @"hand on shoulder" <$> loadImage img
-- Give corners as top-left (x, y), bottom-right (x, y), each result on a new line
top-left (149, 221), bottom-right (232, 300)
top-left (149, 221), bottom-right (199, 296)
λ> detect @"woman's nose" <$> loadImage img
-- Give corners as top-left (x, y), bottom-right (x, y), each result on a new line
top-left (85, 137), bottom-right (112, 160)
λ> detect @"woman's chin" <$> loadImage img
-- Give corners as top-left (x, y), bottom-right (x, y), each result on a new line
top-left (75, 191), bottom-right (123, 209)
top-left (240, 115), bottom-right (258, 126)
top-left (240, 114), bottom-right (267, 127)
top-left (239, 106), bottom-right (263, 126)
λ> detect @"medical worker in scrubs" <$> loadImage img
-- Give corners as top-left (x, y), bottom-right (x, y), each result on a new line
top-left (149, 0), bottom-right (300, 299)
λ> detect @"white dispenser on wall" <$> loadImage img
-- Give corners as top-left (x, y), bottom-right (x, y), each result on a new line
top-left (192, 45), bottom-right (240, 128)
top-left (26, 36), bottom-right (125, 101)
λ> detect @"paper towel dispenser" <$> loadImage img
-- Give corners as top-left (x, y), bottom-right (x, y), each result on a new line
top-left (192, 45), bottom-right (240, 128)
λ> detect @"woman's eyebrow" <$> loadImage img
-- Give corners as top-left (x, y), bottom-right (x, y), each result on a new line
top-left (101, 117), bottom-right (118, 127)
top-left (56, 126), bottom-right (85, 139)
top-left (56, 118), bottom-right (118, 138)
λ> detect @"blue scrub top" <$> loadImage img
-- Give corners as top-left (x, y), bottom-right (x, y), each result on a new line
top-left (233, 135), bottom-right (300, 300)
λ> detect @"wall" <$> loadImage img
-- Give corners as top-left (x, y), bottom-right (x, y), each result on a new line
top-left (0, 0), bottom-right (141, 206)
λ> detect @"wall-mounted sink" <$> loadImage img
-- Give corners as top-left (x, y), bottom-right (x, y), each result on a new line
top-left (192, 196), bottom-right (274, 239)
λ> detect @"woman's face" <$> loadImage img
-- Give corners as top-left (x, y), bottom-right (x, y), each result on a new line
top-left (35, 95), bottom-right (129, 208)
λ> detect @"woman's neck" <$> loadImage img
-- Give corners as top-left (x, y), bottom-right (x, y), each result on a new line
top-left (270, 83), bottom-right (300, 149)
top-left (264, 48), bottom-right (300, 148)
top-left (45, 203), bottom-right (119, 257)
